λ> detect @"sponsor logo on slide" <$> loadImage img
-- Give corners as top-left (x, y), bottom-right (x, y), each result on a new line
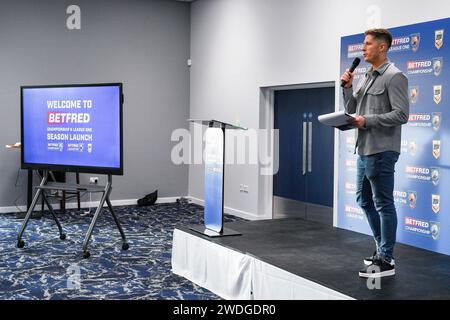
top-left (47, 112), bottom-right (90, 124)
top-left (435, 29), bottom-right (444, 49)
top-left (404, 217), bottom-right (440, 240)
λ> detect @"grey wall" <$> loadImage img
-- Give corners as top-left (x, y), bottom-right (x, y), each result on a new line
top-left (0, 0), bottom-right (191, 208)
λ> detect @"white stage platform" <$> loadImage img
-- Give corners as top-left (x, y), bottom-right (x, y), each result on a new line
top-left (171, 228), bottom-right (353, 300)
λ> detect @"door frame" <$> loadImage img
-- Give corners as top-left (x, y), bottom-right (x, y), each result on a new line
top-left (258, 81), bottom-right (338, 225)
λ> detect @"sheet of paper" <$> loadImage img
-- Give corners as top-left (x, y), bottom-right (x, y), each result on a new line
top-left (318, 111), bottom-right (355, 130)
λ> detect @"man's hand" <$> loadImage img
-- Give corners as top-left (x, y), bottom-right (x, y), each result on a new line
top-left (353, 115), bottom-right (366, 128)
top-left (340, 68), bottom-right (354, 88)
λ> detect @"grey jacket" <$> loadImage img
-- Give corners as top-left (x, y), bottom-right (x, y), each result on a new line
top-left (343, 60), bottom-right (409, 155)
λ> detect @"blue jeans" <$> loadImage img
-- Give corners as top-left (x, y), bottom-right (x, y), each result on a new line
top-left (356, 151), bottom-right (399, 262)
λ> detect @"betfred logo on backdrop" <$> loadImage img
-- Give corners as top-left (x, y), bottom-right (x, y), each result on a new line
top-left (407, 113), bottom-right (442, 131)
top-left (404, 217), bottom-right (440, 240)
top-left (347, 43), bottom-right (364, 58)
top-left (389, 34), bottom-right (420, 53)
top-left (405, 166), bottom-right (440, 185)
top-left (394, 190), bottom-right (417, 208)
top-left (393, 190), bottom-right (408, 205)
top-left (345, 205), bottom-right (365, 220)
top-left (407, 57), bottom-right (443, 76)
top-left (349, 34), bottom-right (421, 57)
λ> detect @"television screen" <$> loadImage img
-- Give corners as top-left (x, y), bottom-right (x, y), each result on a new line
top-left (21, 83), bottom-right (123, 175)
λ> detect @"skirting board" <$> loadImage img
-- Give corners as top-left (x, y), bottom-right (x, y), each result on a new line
top-left (0, 196), bottom-right (183, 214)
top-left (188, 196), bottom-right (269, 221)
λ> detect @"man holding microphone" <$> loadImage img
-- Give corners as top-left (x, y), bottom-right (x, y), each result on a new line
top-left (341, 29), bottom-right (409, 278)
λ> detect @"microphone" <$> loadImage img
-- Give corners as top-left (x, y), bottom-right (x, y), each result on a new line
top-left (341, 57), bottom-right (361, 87)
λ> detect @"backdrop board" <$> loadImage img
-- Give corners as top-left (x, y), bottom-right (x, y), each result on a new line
top-left (338, 18), bottom-right (450, 256)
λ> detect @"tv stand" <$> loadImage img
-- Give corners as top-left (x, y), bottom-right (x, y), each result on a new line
top-left (16, 171), bottom-right (129, 259)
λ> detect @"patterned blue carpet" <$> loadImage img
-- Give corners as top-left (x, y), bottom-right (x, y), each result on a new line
top-left (0, 202), bottom-right (243, 300)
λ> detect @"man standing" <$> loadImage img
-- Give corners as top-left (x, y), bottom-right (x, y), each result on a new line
top-left (341, 29), bottom-right (409, 278)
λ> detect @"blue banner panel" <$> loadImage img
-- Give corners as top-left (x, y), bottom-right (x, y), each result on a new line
top-left (338, 18), bottom-right (450, 255)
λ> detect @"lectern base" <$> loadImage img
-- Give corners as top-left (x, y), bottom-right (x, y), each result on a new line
top-left (189, 225), bottom-right (241, 237)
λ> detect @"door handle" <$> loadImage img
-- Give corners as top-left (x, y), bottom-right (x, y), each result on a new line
top-left (302, 121), bottom-right (307, 175)
top-left (308, 121), bottom-right (312, 173)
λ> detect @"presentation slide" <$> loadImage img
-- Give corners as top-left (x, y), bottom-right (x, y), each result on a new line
top-left (22, 85), bottom-right (121, 170)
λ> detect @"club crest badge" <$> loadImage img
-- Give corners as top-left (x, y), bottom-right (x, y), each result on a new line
top-left (433, 57), bottom-right (443, 76)
top-left (432, 112), bottom-right (442, 131)
top-left (432, 194), bottom-right (440, 214)
top-left (410, 33), bottom-right (420, 52)
top-left (431, 167), bottom-right (440, 186)
top-left (430, 222), bottom-right (440, 240)
top-left (409, 86), bottom-right (419, 104)
top-left (433, 85), bottom-right (442, 104)
top-left (432, 140), bottom-right (441, 159)
top-left (408, 191), bottom-right (417, 209)
top-left (435, 29), bottom-right (444, 49)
